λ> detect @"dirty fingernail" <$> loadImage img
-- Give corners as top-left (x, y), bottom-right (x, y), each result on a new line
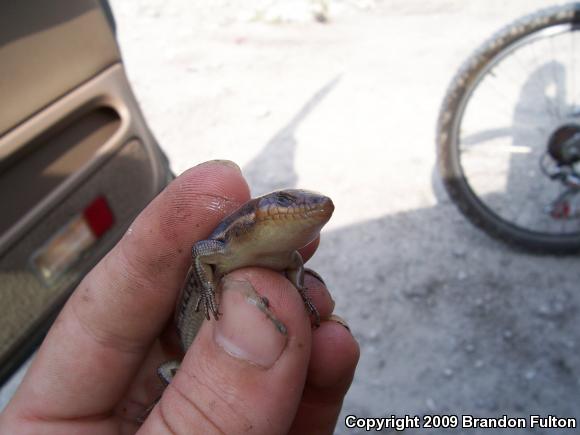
top-left (328, 314), bottom-right (351, 332)
top-left (214, 277), bottom-right (287, 368)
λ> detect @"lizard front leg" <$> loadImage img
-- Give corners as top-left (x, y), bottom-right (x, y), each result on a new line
top-left (191, 239), bottom-right (226, 321)
top-left (286, 250), bottom-right (320, 326)
top-left (152, 240), bottom-right (226, 404)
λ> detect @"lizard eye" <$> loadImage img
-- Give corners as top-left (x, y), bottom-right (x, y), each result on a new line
top-left (276, 192), bottom-right (294, 206)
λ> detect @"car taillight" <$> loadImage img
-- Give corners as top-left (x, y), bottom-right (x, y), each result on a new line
top-left (31, 196), bottom-right (114, 285)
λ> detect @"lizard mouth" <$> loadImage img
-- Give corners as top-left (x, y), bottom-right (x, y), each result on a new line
top-left (257, 191), bottom-right (335, 223)
top-left (280, 196), bottom-right (334, 225)
top-left (304, 196), bottom-right (334, 220)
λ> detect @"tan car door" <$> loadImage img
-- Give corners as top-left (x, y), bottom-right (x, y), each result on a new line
top-left (0, 0), bottom-right (171, 384)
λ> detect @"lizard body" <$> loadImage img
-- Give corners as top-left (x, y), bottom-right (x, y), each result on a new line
top-left (158, 189), bottom-right (334, 385)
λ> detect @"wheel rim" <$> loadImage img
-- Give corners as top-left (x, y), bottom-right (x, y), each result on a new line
top-left (450, 22), bottom-right (580, 237)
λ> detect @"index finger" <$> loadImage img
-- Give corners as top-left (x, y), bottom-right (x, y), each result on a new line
top-left (7, 161), bottom-right (250, 420)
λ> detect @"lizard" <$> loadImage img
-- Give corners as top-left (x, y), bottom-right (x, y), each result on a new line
top-left (157, 188), bottom-right (334, 386)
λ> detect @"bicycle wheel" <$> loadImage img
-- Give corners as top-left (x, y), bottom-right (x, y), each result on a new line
top-left (437, 3), bottom-right (580, 254)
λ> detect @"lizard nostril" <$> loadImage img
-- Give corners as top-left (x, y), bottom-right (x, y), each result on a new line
top-left (319, 197), bottom-right (334, 213)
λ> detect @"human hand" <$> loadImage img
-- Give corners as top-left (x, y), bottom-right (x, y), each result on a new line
top-left (0, 160), bottom-right (359, 434)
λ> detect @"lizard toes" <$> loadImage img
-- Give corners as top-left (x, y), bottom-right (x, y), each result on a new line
top-left (210, 304), bottom-right (221, 321)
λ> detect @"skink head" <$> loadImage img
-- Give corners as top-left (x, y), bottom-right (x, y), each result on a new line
top-left (253, 189), bottom-right (334, 250)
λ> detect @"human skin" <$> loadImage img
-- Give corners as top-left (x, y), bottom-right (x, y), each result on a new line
top-left (0, 160), bottom-right (360, 435)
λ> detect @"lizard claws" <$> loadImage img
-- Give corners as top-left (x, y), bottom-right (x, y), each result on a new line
top-left (305, 297), bottom-right (321, 327)
top-left (194, 289), bottom-right (220, 321)
top-left (297, 285), bottom-right (320, 327)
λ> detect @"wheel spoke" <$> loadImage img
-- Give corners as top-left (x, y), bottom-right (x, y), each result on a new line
top-left (438, 6), bottom-right (580, 251)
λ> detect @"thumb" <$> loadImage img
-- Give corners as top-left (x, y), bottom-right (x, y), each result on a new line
top-left (140, 268), bottom-right (313, 435)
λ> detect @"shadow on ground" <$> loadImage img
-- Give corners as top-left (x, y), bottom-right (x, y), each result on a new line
top-left (244, 76), bottom-right (580, 435)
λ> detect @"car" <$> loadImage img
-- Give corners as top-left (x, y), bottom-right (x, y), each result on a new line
top-left (0, 0), bottom-right (172, 388)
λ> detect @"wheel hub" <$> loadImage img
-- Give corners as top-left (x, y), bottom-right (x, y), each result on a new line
top-left (547, 124), bottom-right (580, 165)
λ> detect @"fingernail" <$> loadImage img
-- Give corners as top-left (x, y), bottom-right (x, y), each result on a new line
top-left (304, 269), bottom-right (334, 310)
top-left (203, 159), bottom-right (242, 173)
top-left (304, 268), bottom-right (326, 286)
top-left (328, 314), bottom-right (351, 332)
top-left (214, 277), bottom-right (287, 368)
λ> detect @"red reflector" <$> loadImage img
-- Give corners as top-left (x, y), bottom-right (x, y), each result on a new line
top-left (83, 196), bottom-right (114, 238)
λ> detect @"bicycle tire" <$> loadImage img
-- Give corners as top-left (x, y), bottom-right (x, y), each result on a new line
top-left (437, 2), bottom-right (580, 254)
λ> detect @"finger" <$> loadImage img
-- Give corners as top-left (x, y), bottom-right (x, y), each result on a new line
top-left (115, 267), bottom-right (335, 423)
top-left (140, 268), bottom-right (316, 434)
top-left (304, 271), bottom-right (334, 319)
top-left (289, 317), bottom-right (360, 435)
top-left (6, 161), bottom-right (250, 421)
top-left (298, 236), bottom-right (319, 262)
